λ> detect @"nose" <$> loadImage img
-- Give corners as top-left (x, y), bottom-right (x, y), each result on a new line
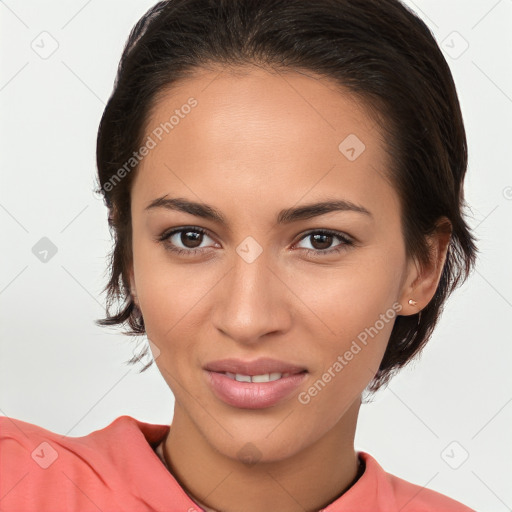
top-left (211, 249), bottom-right (293, 346)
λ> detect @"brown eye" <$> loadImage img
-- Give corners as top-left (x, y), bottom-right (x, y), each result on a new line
top-left (310, 233), bottom-right (333, 250)
top-left (179, 230), bottom-right (203, 248)
top-left (295, 230), bottom-right (354, 256)
top-left (159, 226), bottom-right (217, 255)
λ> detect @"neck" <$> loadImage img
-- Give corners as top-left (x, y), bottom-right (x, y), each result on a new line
top-left (162, 400), bottom-right (362, 512)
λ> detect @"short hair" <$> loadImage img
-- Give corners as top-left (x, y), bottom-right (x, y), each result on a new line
top-left (95, 0), bottom-right (477, 392)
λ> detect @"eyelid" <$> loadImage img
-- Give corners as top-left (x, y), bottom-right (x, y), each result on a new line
top-left (292, 229), bottom-right (355, 257)
top-left (158, 225), bottom-right (217, 247)
top-left (294, 228), bottom-right (354, 246)
top-left (158, 226), bottom-right (355, 256)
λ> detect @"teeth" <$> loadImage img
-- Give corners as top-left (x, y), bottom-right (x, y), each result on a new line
top-left (224, 372), bottom-right (287, 382)
top-left (252, 372), bottom-right (282, 383)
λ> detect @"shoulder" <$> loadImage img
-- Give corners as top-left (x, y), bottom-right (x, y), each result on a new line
top-left (0, 415), bottom-right (172, 511)
top-left (0, 414), bottom-right (158, 462)
top-left (360, 452), bottom-right (476, 512)
top-left (0, 414), bottom-right (168, 448)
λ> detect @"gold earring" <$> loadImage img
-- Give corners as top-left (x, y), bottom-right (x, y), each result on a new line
top-left (408, 299), bottom-right (418, 306)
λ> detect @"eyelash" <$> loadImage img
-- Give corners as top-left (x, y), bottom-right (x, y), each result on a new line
top-left (158, 226), bottom-right (355, 258)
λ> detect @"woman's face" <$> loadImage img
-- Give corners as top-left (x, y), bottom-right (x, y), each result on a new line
top-left (129, 66), bottom-right (417, 462)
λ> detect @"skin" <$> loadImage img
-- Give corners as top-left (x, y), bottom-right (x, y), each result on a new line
top-left (128, 65), bottom-right (451, 512)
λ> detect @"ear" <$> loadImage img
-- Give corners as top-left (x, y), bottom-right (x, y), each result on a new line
top-left (399, 217), bottom-right (452, 315)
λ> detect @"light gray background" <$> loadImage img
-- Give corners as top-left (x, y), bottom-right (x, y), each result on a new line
top-left (1, 1), bottom-right (511, 510)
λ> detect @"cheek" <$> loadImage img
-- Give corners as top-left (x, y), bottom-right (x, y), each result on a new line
top-left (297, 252), bottom-right (402, 332)
top-left (299, 309), bottom-right (396, 426)
top-left (131, 236), bottom-right (182, 336)
top-left (131, 238), bottom-right (219, 347)
top-left (298, 251), bottom-right (403, 390)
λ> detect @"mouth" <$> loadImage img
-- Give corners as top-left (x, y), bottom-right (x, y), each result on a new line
top-left (204, 357), bottom-right (307, 376)
top-left (220, 371), bottom-right (301, 383)
top-left (204, 358), bottom-right (308, 409)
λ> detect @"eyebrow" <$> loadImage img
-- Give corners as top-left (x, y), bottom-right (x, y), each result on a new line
top-left (145, 196), bottom-right (372, 225)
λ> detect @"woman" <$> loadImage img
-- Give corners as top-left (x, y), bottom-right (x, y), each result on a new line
top-left (1, 0), bottom-right (478, 510)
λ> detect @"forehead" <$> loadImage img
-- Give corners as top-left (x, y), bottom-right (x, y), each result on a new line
top-left (132, 65), bottom-right (396, 221)
top-left (143, 65), bottom-right (383, 158)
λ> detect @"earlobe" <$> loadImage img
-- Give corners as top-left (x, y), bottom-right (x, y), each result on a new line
top-left (400, 257), bottom-right (422, 315)
top-left (400, 218), bottom-right (452, 315)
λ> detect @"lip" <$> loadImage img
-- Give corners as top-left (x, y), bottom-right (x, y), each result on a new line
top-left (204, 358), bottom-right (308, 409)
top-left (204, 357), bottom-right (307, 376)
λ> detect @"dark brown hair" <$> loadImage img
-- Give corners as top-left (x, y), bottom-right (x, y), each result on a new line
top-left (95, 0), bottom-right (477, 392)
